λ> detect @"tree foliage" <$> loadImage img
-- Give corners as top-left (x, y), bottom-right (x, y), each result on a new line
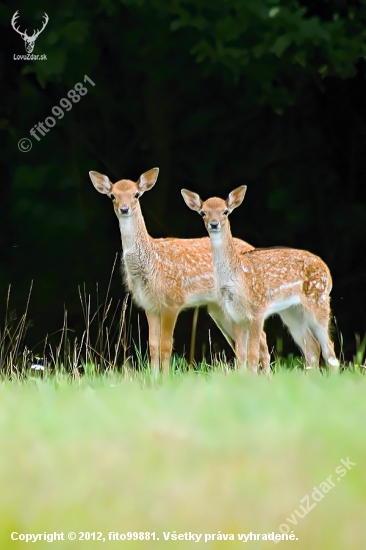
top-left (1, 0), bottom-right (365, 358)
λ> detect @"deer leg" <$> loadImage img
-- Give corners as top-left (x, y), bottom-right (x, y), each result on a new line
top-left (259, 331), bottom-right (271, 376)
top-left (207, 303), bottom-right (235, 350)
top-left (233, 323), bottom-right (248, 370)
top-left (160, 309), bottom-right (179, 376)
top-left (145, 311), bottom-right (161, 376)
top-left (279, 307), bottom-right (320, 368)
top-left (308, 307), bottom-right (339, 370)
top-left (208, 303), bottom-right (270, 370)
top-left (247, 320), bottom-right (263, 374)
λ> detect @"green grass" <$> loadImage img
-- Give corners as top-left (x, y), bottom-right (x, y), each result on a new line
top-left (1, 284), bottom-right (365, 548)
top-left (0, 368), bottom-right (365, 549)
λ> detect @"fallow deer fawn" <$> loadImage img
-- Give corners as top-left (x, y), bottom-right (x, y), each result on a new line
top-left (181, 186), bottom-right (339, 373)
top-left (89, 168), bottom-right (270, 375)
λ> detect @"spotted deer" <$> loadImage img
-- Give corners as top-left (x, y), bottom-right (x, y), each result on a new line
top-left (89, 168), bottom-right (270, 375)
top-left (181, 186), bottom-right (339, 373)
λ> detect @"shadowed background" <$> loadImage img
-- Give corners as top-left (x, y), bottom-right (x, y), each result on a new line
top-left (0, 0), bottom-right (365, 363)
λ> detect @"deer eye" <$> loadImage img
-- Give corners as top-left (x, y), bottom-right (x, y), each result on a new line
top-left (134, 192), bottom-right (141, 199)
top-left (199, 211), bottom-right (206, 218)
top-left (110, 194), bottom-right (115, 201)
top-left (223, 209), bottom-right (229, 216)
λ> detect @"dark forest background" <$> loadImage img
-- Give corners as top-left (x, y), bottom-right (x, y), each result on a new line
top-left (0, 0), bottom-right (365, 364)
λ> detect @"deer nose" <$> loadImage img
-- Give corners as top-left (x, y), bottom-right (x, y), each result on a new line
top-left (119, 205), bottom-right (130, 215)
top-left (209, 220), bottom-right (220, 230)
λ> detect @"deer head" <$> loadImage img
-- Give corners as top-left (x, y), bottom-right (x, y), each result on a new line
top-left (11, 11), bottom-right (49, 53)
top-left (89, 168), bottom-right (159, 220)
top-left (181, 186), bottom-right (247, 234)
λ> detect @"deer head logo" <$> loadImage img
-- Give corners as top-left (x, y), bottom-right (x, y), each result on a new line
top-left (11, 10), bottom-right (49, 54)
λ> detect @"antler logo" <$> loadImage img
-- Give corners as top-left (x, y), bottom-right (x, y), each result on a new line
top-left (11, 10), bottom-right (49, 53)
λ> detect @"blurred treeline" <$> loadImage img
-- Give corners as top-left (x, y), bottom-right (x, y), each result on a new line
top-left (0, 0), bottom-right (365, 361)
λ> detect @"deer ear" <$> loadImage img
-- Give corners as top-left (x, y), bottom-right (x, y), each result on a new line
top-left (138, 167), bottom-right (159, 193)
top-left (226, 185), bottom-right (247, 212)
top-left (89, 171), bottom-right (113, 195)
top-left (181, 189), bottom-right (203, 212)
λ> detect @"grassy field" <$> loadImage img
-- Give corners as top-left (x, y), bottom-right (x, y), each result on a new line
top-left (0, 366), bottom-right (365, 549)
top-left (1, 286), bottom-right (365, 548)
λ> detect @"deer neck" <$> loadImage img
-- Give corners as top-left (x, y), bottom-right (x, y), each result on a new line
top-left (209, 222), bottom-right (241, 284)
top-left (118, 203), bottom-right (151, 256)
